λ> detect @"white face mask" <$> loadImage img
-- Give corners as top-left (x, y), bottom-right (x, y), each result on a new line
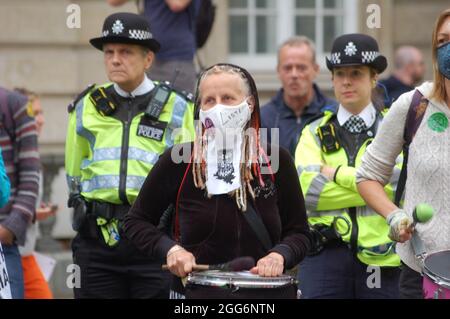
top-left (199, 99), bottom-right (251, 131)
top-left (198, 99), bottom-right (252, 195)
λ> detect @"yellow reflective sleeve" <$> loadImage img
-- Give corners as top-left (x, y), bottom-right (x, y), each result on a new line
top-left (295, 125), bottom-right (366, 211)
top-left (175, 100), bottom-right (195, 144)
top-left (65, 108), bottom-right (90, 183)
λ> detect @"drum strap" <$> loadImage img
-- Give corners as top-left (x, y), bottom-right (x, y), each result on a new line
top-left (243, 202), bottom-right (273, 251)
top-left (411, 232), bottom-right (427, 262)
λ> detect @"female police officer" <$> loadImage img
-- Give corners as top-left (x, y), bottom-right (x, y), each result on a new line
top-left (294, 34), bottom-right (401, 298)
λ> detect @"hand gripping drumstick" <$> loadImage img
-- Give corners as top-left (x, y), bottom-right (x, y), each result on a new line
top-left (162, 256), bottom-right (256, 272)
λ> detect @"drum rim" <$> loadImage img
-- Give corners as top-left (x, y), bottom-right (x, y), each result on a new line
top-left (423, 249), bottom-right (450, 288)
top-left (187, 271), bottom-right (296, 289)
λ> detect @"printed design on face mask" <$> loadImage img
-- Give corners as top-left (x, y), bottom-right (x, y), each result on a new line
top-left (204, 117), bottom-right (214, 129)
top-left (219, 106), bottom-right (248, 128)
top-left (200, 100), bottom-right (251, 131)
top-left (214, 149), bottom-right (235, 184)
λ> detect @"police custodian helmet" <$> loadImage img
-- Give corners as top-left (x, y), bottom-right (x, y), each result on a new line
top-left (326, 33), bottom-right (387, 74)
top-left (90, 12), bottom-right (160, 53)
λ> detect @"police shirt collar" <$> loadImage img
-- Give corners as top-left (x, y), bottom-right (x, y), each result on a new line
top-left (114, 75), bottom-right (155, 98)
top-left (337, 102), bottom-right (376, 128)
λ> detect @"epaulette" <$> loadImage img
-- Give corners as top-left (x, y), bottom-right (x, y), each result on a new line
top-left (155, 80), bottom-right (194, 103)
top-left (67, 84), bottom-right (96, 113)
top-left (174, 88), bottom-right (194, 103)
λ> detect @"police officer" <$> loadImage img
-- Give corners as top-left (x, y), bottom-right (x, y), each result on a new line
top-left (294, 34), bottom-right (401, 298)
top-left (65, 12), bottom-right (195, 298)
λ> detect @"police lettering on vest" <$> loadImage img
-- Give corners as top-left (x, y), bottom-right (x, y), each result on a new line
top-left (137, 117), bottom-right (167, 142)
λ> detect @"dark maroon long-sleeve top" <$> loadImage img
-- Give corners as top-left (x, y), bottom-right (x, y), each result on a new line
top-left (123, 143), bottom-right (311, 270)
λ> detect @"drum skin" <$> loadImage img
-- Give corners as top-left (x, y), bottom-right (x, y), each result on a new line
top-left (422, 250), bottom-right (450, 299)
top-left (185, 271), bottom-right (298, 299)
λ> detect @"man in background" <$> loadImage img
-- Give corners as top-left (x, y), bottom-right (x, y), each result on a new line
top-left (261, 36), bottom-right (337, 156)
top-left (380, 45), bottom-right (425, 105)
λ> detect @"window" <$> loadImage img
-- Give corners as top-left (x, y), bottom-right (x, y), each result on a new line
top-left (229, 0), bottom-right (277, 54)
top-left (228, 0), bottom-right (358, 70)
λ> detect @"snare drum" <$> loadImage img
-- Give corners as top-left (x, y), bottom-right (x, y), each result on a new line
top-left (185, 270), bottom-right (298, 299)
top-left (422, 250), bottom-right (450, 299)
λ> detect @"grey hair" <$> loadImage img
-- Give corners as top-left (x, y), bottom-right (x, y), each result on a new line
top-left (141, 46), bottom-right (151, 57)
top-left (394, 46), bottom-right (422, 70)
top-left (277, 36), bottom-right (317, 65)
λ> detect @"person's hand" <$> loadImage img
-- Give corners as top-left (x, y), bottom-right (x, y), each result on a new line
top-left (321, 165), bottom-right (336, 181)
top-left (36, 203), bottom-right (57, 221)
top-left (250, 252), bottom-right (284, 277)
top-left (0, 225), bottom-right (15, 245)
top-left (166, 245), bottom-right (196, 278)
top-left (386, 209), bottom-right (414, 243)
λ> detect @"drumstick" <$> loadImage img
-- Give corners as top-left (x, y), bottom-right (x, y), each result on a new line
top-left (412, 203), bottom-right (434, 224)
top-left (162, 264), bottom-right (210, 271)
top-left (407, 203), bottom-right (434, 231)
top-left (162, 256), bottom-right (256, 272)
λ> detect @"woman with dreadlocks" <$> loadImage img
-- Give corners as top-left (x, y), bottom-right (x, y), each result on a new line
top-left (123, 63), bottom-right (311, 298)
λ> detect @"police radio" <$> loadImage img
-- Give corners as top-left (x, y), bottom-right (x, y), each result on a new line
top-left (317, 123), bottom-right (340, 153)
top-left (145, 83), bottom-right (172, 120)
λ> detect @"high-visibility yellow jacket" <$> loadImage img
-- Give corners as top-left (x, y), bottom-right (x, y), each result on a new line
top-left (65, 82), bottom-right (195, 205)
top-left (295, 110), bottom-right (401, 267)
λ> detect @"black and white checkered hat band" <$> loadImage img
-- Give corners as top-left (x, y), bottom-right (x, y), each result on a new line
top-left (129, 30), bottom-right (152, 40)
top-left (362, 51), bottom-right (380, 63)
top-left (330, 52), bottom-right (341, 64)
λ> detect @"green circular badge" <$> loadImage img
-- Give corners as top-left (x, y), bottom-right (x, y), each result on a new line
top-left (428, 112), bottom-right (449, 133)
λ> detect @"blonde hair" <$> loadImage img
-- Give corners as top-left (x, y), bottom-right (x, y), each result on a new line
top-left (193, 65), bottom-right (263, 212)
top-left (196, 65), bottom-right (251, 104)
top-left (431, 8), bottom-right (450, 103)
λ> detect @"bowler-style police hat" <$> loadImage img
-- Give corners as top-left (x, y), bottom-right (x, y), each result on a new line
top-left (326, 33), bottom-right (387, 74)
top-left (90, 12), bottom-right (160, 52)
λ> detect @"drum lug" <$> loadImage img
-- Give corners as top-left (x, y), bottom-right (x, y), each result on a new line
top-left (433, 287), bottom-right (443, 299)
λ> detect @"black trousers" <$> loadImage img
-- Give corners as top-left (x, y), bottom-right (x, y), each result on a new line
top-left (71, 227), bottom-right (171, 299)
top-left (399, 262), bottom-right (423, 299)
top-left (298, 242), bottom-right (400, 299)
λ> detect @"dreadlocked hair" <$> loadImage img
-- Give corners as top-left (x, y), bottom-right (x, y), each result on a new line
top-left (192, 64), bottom-right (266, 212)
